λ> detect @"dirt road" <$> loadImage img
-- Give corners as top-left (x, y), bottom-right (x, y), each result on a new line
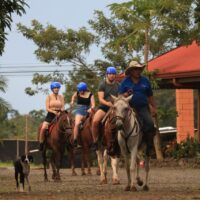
top-left (0, 166), bottom-right (200, 200)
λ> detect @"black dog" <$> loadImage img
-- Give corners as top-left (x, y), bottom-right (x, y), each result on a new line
top-left (14, 155), bottom-right (33, 192)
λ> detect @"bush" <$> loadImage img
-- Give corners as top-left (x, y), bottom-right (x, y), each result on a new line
top-left (163, 137), bottom-right (200, 159)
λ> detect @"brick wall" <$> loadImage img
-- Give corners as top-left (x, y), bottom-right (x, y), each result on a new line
top-left (176, 89), bottom-right (194, 143)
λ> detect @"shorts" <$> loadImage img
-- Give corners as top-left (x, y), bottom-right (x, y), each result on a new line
top-left (98, 105), bottom-right (110, 113)
top-left (75, 105), bottom-right (89, 116)
top-left (45, 112), bottom-right (56, 123)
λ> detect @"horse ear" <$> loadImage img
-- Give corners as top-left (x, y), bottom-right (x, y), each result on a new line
top-left (125, 94), bottom-right (133, 102)
top-left (110, 95), bottom-right (118, 102)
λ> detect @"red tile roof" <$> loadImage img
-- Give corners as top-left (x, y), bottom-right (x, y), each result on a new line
top-left (148, 41), bottom-right (200, 79)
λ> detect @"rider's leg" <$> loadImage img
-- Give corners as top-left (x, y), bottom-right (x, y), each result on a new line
top-left (39, 121), bottom-right (49, 151)
top-left (138, 107), bottom-right (156, 156)
top-left (92, 109), bottom-right (106, 149)
top-left (73, 115), bottom-right (83, 147)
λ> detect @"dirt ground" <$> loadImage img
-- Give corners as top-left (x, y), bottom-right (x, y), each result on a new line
top-left (0, 164), bottom-right (200, 200)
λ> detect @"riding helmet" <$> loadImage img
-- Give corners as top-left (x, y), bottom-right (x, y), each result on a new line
top-left (77, 82), bottom-right (87, 92)
top-left (106, 66), bottom-right (117, 74)
top-left (50, 82), bottom-right (61, 90)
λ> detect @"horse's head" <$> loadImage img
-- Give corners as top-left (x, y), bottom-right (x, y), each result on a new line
top-left (111, 95), bottom-right (133, 130)
top-left (57, 111), bottom-right (73, 135)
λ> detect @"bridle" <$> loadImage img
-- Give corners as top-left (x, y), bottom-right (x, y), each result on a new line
top-left (54, 111), bottom-right (73, 135)
top-left (110, 98), bottom-right (140, 153)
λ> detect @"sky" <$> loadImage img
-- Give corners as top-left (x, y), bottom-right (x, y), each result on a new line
top-left (0, 0), bottom-right (123, 115)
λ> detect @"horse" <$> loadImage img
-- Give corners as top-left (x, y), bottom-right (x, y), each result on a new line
top-left (111, 95), bottom-right (150, 191)
top-left (78, 109), bottom-right (95, 175)
top-left (69, 109), bottom-right (99, 176)
top-left (39, 111), bottom-right (73, 181)
top-left (95, 110), bottom-right (121, 185)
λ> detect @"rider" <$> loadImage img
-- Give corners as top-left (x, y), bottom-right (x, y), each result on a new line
top-left (92, 66), bottom-right (119, 150)
top-left (119, 60), bottom-right (157, 155)
top-left (39, 81), bottom-right (65, 151)
top-left (70, 82), bottom-right (95, 147)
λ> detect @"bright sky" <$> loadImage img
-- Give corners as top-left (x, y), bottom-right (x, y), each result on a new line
top-left (0, 0), bottom-right (123, 114)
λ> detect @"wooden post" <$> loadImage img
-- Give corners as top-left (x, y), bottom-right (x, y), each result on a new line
top-left (153, 115), bottom-right (164, 160)
top-left (25, 115), bottom-right (28, 155)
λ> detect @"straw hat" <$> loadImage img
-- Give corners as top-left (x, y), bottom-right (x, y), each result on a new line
top-left (125, 60), bottom-right (145, 75)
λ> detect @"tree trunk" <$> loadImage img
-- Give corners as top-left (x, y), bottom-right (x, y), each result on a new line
top-left (152, 115), bottom-right (164, 160)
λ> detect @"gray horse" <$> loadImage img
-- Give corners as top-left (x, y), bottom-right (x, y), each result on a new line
top-left (111, 95), bottom-right (150, 191)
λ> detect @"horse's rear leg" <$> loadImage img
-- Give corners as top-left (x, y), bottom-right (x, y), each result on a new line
top-left (69, 149), bottom-right (77, 176)
top-left (82, 148), bottom-right (92, 175)
top-left (96, 150), bottom-right (107, 184)
top-left (81, 150), bottom-right (86, 176)
top-left (111, 157), bottom-right (120, 185)
top-left (142, 156), bottom-right (150, 191)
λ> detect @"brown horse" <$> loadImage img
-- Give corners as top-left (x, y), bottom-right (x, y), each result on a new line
top-left (39, 111), bottom-right (73, 181)
top-left (96, 109), bottom-right (121, 185)
top-left (69, 109), bottom-right (97, 176)
top-left (79, 109), bottom-right (96, 175)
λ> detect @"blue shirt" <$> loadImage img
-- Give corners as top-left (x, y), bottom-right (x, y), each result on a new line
top-left (119, 76), bottom-right (153, 109)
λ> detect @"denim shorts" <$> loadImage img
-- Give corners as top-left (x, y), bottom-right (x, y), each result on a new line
top-left (75, 105), bottom-right (89, 116)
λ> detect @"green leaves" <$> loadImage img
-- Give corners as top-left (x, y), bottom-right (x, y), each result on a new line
top-left (0, 0), bottom-right (28, 55)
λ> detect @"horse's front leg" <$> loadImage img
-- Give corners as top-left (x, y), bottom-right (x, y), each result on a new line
top-left (118, 132), bottom-right (131, 191)
top-left (130, 144), bottom-right (138, 192)
top-left (50, 152), bottom-right (57, 180)
top-left (96, 150), bottom-right (107, 184)
top-left (54, 150), bottom-right (63, 181)
top-left (111, 157), bottom-right (120, 185)
top-left (42, 148), bottom-right (48, 182)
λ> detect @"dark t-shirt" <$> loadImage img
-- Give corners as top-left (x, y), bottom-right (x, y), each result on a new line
top-left (98, 80), bottom-right (119, 103)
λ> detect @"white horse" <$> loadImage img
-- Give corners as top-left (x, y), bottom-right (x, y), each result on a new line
top-left (111, 95), bottom-right (150, 191)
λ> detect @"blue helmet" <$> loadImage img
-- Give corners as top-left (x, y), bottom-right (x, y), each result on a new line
top-left (50, 82), bottom-right (61, 90)
top-left (106, 66), bottom-right (117, 74)
top-left (77, 82), bottom-right (87, 92)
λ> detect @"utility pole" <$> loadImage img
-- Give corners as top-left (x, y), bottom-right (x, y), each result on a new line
top-left (25, 115), bottom-right (28, 155)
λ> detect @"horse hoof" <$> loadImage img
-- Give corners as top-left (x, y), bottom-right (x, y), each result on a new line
top-left (96, 169), bottom-right (100, 176)
top-left (124, 186), bottom-right (130, 191)
top-left (82, 172), bottom-right (86, 176)
top-left (87, 172), bottom-right (92, 176)
top-left (136, 177), bottom-right (143, 186)
top-left (100, 179), bottom-right (107, 184)
top-left (112, 178), bottom-right (120, 185)
top-left (130, 186), bottom-right (137, 192)
top-left (72, 171), bottom-right (77, 176)
top-left (44, 178), bottom-right (49, 182)
top-left (143, 185), bottom-right (149, 191)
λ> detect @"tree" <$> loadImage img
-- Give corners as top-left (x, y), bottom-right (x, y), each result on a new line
top-left (17, 20), bottom-right (115, 103)
top-left (0, 76), bottom-right (11, 114)
top-left (0, 0), bottom-right (28, 55)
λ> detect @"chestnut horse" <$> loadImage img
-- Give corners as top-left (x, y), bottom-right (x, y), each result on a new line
top-left (40, 111), bottom-right (73, 181)
top-left (96, 110), bottom-right (121, 185)
top-left (69, 110), bottom-right (96, 176)
top-left (79, 109), bottom-right (96, 175)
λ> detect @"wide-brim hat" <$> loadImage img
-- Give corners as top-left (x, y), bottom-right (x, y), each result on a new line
top-left (125, 60), bottom-right (145, 76)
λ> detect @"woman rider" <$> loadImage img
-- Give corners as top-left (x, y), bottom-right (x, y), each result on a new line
top-left (92, 66), bottom-right (119, 150)
top-left (70, 82), bottom-right (95, 147)
top-left (39, 82), bottom-right (65, 151)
